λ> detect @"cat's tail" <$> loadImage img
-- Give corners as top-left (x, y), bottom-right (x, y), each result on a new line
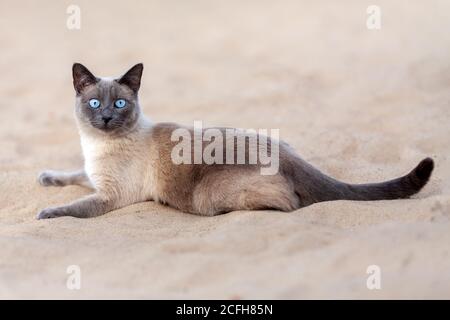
top-left (295, 157), bottom-right (434, 205)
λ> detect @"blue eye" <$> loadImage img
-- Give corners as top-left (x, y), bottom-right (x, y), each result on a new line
top-left (114, 99), bottom-right (127, 108)
top-left (89, 99), bottom-right (100, 109)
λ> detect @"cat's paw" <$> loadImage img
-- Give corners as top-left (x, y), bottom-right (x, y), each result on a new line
top-left (36, 207), bottom-right (65, 220)
top-left (38, 171), bottom-right (64, 187)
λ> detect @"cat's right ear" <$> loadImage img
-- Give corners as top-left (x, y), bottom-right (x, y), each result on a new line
top-left (72, 63), bottom-right (98, 94)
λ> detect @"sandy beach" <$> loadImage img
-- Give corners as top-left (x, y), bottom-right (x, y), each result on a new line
top-left (1, 0), bottom-right (449, 299)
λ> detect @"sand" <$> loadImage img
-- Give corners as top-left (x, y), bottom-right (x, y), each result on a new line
top-left (1, 0), bottom-right (450, 299)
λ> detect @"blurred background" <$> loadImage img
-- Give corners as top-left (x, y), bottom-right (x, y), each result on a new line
top-left (0, 0), bottom-right (449, 299)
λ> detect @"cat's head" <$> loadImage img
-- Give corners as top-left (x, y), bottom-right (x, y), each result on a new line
top-left (72, 63), bottom-right (143, 136)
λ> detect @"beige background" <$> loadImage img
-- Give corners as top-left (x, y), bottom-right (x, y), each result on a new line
top-left (0, 0), bottom-right (449, 298)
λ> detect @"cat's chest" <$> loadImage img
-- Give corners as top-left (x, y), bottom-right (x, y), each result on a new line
top-left (80, 135), bottom-right (157, 200)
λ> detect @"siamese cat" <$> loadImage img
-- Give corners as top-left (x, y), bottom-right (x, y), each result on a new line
top-left (36, 63), bottom-right (434, 219)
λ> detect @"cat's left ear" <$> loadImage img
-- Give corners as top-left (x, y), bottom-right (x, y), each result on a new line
top-left (117, 63), bottom-right (143, 93)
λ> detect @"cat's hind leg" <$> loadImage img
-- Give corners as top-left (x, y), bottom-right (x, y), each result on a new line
top-left (38, 170), bottom-right (93, 189)
top-left (192, 168), bottom-right (299, 216)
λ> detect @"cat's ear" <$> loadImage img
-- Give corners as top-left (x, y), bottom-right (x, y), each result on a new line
top-left (117, 63), bottom-right (143, 93)
top-left (72, 63), bottom-right (98, 94)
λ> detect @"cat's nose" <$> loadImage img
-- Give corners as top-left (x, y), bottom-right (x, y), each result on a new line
top-left (102, 116), bottom-right (113, 124)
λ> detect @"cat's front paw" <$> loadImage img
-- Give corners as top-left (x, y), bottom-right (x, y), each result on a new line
top-left (38, 171), bottom-right (64, 187)
top-left (36, 207), bottom-right (66, 220)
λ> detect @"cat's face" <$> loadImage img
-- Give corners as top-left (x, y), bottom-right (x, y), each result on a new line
top-left (72, 63), bottom-right (143, 136)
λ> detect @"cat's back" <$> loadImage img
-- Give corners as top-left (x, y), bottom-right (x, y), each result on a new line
top-left (150, 122), bottom-right (185, 145)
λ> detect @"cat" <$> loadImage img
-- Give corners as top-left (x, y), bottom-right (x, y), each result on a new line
top-left (36, 63), bottom-right (434, 219)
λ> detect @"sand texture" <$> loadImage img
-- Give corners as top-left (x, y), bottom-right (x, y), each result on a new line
top-left (0, 0), bottom-right (449, 298)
